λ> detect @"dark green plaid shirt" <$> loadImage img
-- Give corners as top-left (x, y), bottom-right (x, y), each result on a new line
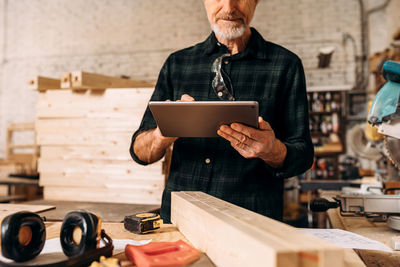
top-left (130, 28), bottom-right (313, 223)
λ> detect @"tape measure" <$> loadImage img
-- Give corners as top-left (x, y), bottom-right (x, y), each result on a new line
top-left (124, 213), bottom-right (163, 234)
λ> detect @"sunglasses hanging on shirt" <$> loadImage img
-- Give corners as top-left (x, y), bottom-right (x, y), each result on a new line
top-left (211, 54), bottom-right (235, 101)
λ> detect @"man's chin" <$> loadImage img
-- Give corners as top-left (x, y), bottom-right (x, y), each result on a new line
top-left (212, 24), bottom-right (248, 40)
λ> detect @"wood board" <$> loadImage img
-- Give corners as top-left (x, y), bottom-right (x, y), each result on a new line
top-left (0, 204), bottom-right (55, 219)
top-left (60, 72), bottom-right (72, 89)
top-left (171, 191), bottom-right (344, 267)
top-left (29, 76), bottom-right (60, 91)
top-left (71, 71), bottom-right (154, 89)
top-left (43, 186), bottom-right (162, 204)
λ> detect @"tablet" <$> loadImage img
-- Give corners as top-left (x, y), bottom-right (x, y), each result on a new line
top-left (149, 101), bottom-right (259, 137)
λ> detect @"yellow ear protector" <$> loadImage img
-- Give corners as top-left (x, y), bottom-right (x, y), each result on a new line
top-left (0, 210), bottom-right (113, 266)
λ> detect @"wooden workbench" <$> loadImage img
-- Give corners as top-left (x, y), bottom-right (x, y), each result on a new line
top-left (328, 208), bottom-right (400, 266)
top-left (46, 222), bottom-right (214, 266)
top-left (24, 199), bottom-right (160, 222)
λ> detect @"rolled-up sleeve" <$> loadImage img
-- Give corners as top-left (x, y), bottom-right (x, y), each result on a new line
top-left (129, 56), bottom-right (174, 165)
top-left (275, 58), bottom-right (314, 178)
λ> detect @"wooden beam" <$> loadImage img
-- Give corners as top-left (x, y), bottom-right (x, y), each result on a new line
top-left (71, 71), bottom-right (154, 89)
top-left (171, 192), bottom-right (344, 267)
top-left (29, 76), bottom-right (60, 91)
top-left (61, 72), bottom-right (72, 89)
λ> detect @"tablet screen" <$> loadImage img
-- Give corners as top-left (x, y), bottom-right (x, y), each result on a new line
top-left (149, 101), bottom-right (259, 137)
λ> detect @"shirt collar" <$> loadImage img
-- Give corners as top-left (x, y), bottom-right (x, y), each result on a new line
top-left (202, 27), bottom-right (268, 60)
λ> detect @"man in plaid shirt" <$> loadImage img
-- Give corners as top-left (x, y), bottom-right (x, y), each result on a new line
top-left (130, 0), bottom-right (313, 223)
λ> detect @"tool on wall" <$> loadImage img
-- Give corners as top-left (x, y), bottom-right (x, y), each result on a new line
top-left (124, 213), bottom-right (163, 234)
top-left (0, 210), bottom-right (114, 266)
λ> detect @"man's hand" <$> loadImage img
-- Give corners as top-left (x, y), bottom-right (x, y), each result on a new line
top-left (152, 94), bottom-right (195, 146)
top-left (217, 117), bottom-right (287, 168)
top-left (133, 94), bottom-right (195, 163)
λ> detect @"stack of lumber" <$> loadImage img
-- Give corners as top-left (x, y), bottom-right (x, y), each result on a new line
top-left (171, 191), bottom-right (345, 267)
top-left (34, 72), bottom-right (163, 204)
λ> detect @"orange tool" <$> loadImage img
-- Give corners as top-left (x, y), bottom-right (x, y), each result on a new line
top-left (125, 240), bottom-right (201, 267)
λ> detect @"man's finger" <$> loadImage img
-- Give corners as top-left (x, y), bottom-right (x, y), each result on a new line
top-left (230, 122), bottom-right (261, 140)
top-left (258, 117), bottom-right (272, 131)
top-left (218, 125), bottom-right (257, 147)
top-left (218, 129), bottom-right (256, 158)
top-left (180, 94), bottom-right (195, 101)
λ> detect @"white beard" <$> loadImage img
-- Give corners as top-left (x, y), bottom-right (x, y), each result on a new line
top-left (211, 23), bottom-right (247, 40)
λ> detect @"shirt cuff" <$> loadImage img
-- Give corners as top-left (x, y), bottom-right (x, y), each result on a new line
top-left (129, 127), bottom-right (155, 166)
top-left (274, 142), bottom-right (301, 179)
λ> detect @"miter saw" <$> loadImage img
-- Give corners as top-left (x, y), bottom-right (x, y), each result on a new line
top-left (368, 60), bottom-right (400, 169)
top-left (311, 60), bottom-right (400, 230)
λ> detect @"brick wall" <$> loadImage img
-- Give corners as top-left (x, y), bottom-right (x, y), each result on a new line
top-left (0, 0), bottom-right (398, 157)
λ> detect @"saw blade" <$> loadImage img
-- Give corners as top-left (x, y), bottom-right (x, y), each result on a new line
top-left (384, 136), bottom-right (400, 169)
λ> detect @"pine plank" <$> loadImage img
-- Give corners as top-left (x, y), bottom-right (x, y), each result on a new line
top-left (36, 118), bottom-right (140, 132)
top-left (39, 173), bottom-right (164, 189)
top-left (60, 72), bottom-right (72, 89)
top-left (29, 76), bottom-right (60, 91)
top-left (40, 146), bottom-right (133, 160)
top-left (37, 158), bottom-right (162, 175)
top-left (171, 192), bottom-right (344, 267)
top-left (71, 71), bottom-right (154, 89)
top-left (36, 88), bottom-right (152, 118)
top-left (44, 186), bottom-right (162, 204)
top-left (36, 131), bottom-right (132, 146)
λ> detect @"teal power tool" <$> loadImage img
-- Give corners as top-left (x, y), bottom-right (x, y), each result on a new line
top-left (368, 60), bottom-right (400, 169)
top-left (368, 60), bottom-right (400, 125)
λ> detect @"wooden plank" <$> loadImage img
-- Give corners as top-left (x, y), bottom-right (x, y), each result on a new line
top-left (40, 146), bottom-right (133, 160)
top-left (60, 72), bottom-right (72, 89)
top-left (71, 71), bottom-right (154, 89)
top-left (29, 76), bottom-right (60, 91)
top-left (36, 131), bottom-right (132, 146)
top-left (43, 186), bottom-right (162, 204)
top-left (38, 159), bottom-right (163, 179)
top-left (171, 192), bottom-right (344, 267)
top-left (36, 118), bottom-right (140, 132)
top-left (8, 123), bottom-right (35, 131)
top-left (36, 88), bottom-right (152, 119)
top-left (0, 204), bottom-right (55, 220)
top-left (39, 173), bottom-right (164, 189)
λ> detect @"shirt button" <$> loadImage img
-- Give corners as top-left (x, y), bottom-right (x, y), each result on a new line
top-left (217, 42), bottom-right (221, 46)
top-left (217, 92), bottom-right (223, 97)
top-left (224, 60), bottom-right (229, 64)
top-left (205, 158), bottom-right (211, 164)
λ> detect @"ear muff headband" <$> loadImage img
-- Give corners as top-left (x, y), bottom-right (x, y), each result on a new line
top-left (1, 211), bottom-right (46, 262)
top-left (0, 230), bottom-right (113, 267)
top-left (60, 210), bottom-right (100, 257)
top-left (0, 210), bottom-right (112, 266)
